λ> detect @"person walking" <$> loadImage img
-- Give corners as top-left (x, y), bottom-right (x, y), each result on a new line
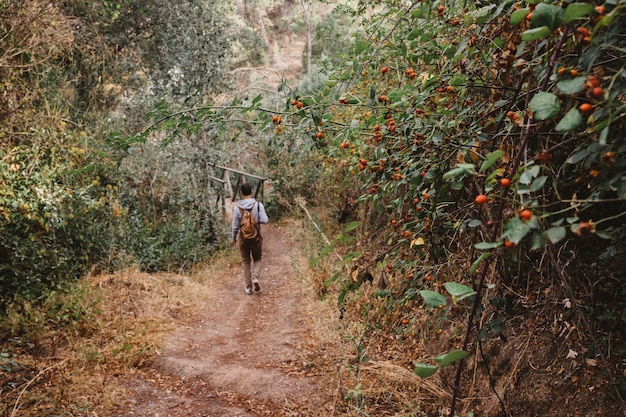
top-left (232, 182), bottom-right (269, 294)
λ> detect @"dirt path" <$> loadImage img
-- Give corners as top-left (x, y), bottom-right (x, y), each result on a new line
top-left (116, 224), bottom-right (332, 416)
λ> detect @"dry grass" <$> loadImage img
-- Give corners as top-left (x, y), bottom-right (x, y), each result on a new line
top-left (0, 248), bottom-right (238, 417)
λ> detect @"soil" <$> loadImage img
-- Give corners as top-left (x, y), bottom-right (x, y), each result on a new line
top-left (114, 221), bottom-right (333, 417)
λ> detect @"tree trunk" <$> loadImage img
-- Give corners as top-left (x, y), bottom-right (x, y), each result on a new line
top-left (298, 0), bottom-right (312, 75)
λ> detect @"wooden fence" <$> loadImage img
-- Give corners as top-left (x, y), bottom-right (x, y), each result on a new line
top-left (207, 163), bottom-right (266, 211)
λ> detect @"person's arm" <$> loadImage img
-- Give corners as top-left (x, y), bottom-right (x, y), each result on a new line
top-left (257, 202), bottom-right (269, 224)
top-left (231, 206), bottom-right (241, 244)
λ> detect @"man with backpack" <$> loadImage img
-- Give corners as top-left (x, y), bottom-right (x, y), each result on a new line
top-left (232, 182), bottom-right (269, 294)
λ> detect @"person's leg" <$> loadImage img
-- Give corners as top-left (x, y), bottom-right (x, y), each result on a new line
top-left (251, 237), bottom-right (263, 291)
top-left (239, 241), bottom-right (253, 292)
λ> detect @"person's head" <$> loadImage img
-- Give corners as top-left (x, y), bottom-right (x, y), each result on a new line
top-left (241, 182), bottom-right (253, 197)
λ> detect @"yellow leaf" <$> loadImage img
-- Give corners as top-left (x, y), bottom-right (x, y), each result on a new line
top-left (411, 237), bottom-right (425, 247)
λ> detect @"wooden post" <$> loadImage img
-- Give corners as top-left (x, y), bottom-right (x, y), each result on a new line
top-left (254, 180), bottom-right (264, 201)
top-left (232, 174), bottom-right (245, 202)
top-left (206, 163), bottom-right (266, 203)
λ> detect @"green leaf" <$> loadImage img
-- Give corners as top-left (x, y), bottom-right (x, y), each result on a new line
top-left (563, 3), bottom-right (595, 24)
top-left (411, 8), bottom-right (424, 18)
top-left (344, 221), bottom-right (361, 232)
top-left (522, 26), bottom-right (552, 41)
top-left (419, 290), bottom-right (447, 308)
top-left (480, 150), bottom-right (504, 173)
top-left (470, 252), bottom-right (493, 275)
top-left (251, 94), bottom-right (263, 106)
top-left (520, 165), bottom-right (540, 185)
top-left (530, 175), bottom-right (547, 191)
top-left (557, 77), bottom-right (587, 95)
top-left (324, 272), bottom-right (340, 287)
top-left (468, 219), bottom-right (483, 228)
top-left (414, 363), bottom-right (438, 378)
top-left (503, 217), bottom-right (532, 244)
top-left (355, 40), bottom-right (369, 55)
top-left (529, 92), bottom-right (560, 121)
top-left (566, 149), bottom-right (589, 164)
top-left (474, 241), bottom-right (503, 250)
top-left (546, 226), bottom-right (567, 243)
top-left (530, 231), bottom-right (547, 251)
top-left (532, 3), bottom-right (563, 30)
top-left (444, 282), bottom-right (476, 302)
top-left (442, 163), bottom-right (476, 180)
top-left (434, 350), bottom-right (469, 368)
top-left (555, 107), bottom-right (583, 132)
top-left (408, 27), bottom-right (421, 40)
top-left (510, 8), bottom-right (530, 26)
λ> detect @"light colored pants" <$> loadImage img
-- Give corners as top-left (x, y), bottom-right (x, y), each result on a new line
top-left (239, 237), bottom-right (263, 289)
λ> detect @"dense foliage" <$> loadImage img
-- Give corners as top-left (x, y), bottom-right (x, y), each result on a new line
top-left (127, 1), bottom-right (625, 412)
top-left (0, 0), bottom-right (236, 306)
top-left (262, 0), bottom-right (626, 414)
top-left (1, 0), bottom-right (624, 414)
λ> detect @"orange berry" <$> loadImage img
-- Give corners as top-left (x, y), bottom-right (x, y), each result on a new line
top-left (500, 178), bottom-right (511, 187)
top-left (402, 318), bottom-right (409, 325)
top-left (316, 131), bottom-right (323, 139)
top-left (519, 209), bottom-right (532, 221)
top-left (437, 328), bottom-right (443, 335)
top-left (595, 5), bottom-right (605, 14)
top-left (475, 194), bottom-right (488, 205)
top-left (381, 66), bottom-right (389, 74)
top-left (425, 275), bottom-right (433, 282)
top-left (576, 26), bottom-right (590, 37)
top-left (570, 69), bottom-right (579, 77)
top-left (504, 240), bottom-right (515, 249)
top-left (579, 103), bottom-right (593, 113)
top-left (557, 67), bottom-right (568, 76)
top-left (526, 12), bottom-right (533, 20)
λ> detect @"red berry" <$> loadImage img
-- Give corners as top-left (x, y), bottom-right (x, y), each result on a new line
top-left (475, 194), bottom-right (488, 205)
top-left (591, 87), bottom-right (604, 99)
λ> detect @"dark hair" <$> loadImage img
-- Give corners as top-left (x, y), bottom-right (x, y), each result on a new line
top-left (241, 182), bottom-right (253, 196)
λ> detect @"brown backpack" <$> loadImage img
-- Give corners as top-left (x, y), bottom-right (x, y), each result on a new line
top-left (238, 203), bottom-right (259, 242)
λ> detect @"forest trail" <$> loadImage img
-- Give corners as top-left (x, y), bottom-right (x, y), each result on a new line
top-left (115, 17), bottom-right (334, 415)
top-left (116, 222), bottom-right (333, 416)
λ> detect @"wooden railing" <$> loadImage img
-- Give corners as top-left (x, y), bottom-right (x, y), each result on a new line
top-left (207, 163), bottom-right (266, 210)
